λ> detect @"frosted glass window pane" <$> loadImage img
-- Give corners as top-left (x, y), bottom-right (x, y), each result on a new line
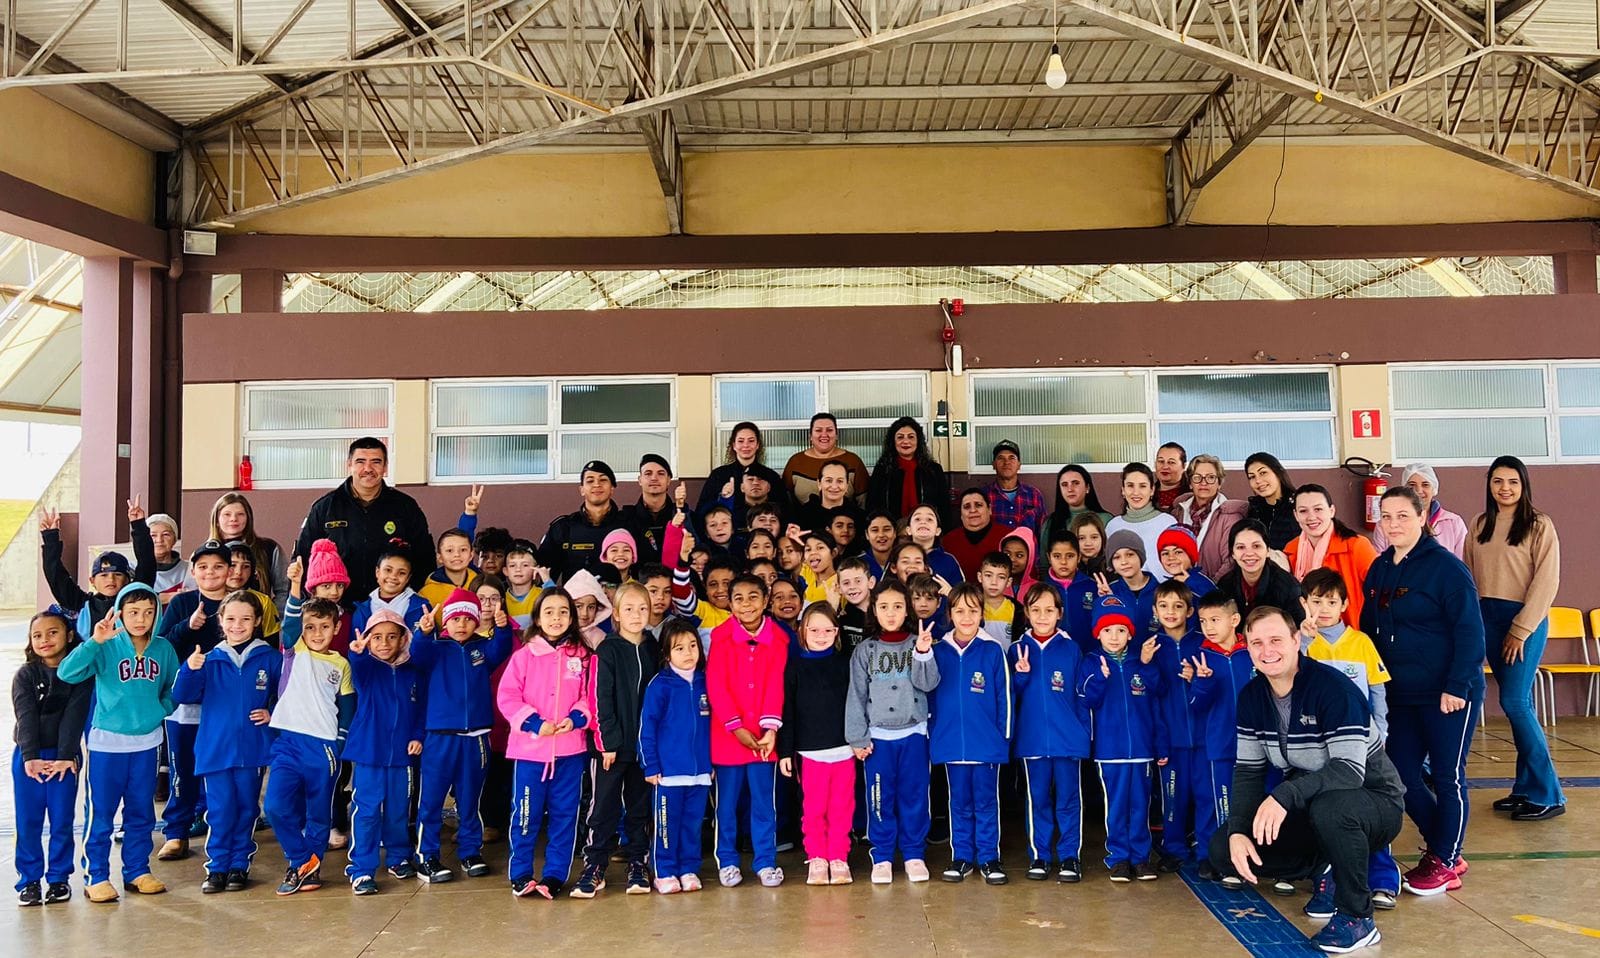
top-left (435, 383), bottom-right (548, 428)
top-left (716, 427), bottom-right (809, 467)
top-left (1157, 372), bottom-right (1330, 414)
top-left (1559, 415), bottom-right (1600, 457)
top-left (826, 377), bottom-right (924, 419)
top-left (561, 383), bottom-right (671, 425)
top-left (837, 427), bottom-right (891, 460)
top-left (1395, 417), bottom-right (1548, 460)
top-left (1556, 366), bottom-right (1600, 407)
top-left (248, 386), bottom-right (389, 431)
top-left (973, 374), bottom-right (1146, 418)
top-left (974, 423), bottom-right (1146, 468)
top-left (1393, 368), bottom-right (1544, 411)
top-left (719, 379), bottom-right (817, 422)
top-left (434, 434), bottom-right (549, 478)
top-left (1161, 421), bottom-right (1334, 463)
top-left (245, 438), bottom-right (365, 482)
top-left (560, 431), bottom-right (673, 475)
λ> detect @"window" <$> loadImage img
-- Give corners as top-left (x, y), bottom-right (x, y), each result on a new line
top-left (241, 381), bottom-right (394, 487)
top-left (713, 373), bottom-right (929, 466)
top-left (431, 378), bottom-right (675, 482)
top-left (968, 367), bottom-right (1336, 471)
top-left (1392, 362), bottom-right (1600, 463)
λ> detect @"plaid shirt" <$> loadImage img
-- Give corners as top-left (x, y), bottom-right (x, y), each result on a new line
top-left (984, 481), bottom-right (1046, 533)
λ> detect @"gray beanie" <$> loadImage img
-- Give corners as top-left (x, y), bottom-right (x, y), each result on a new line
top-left (1105, 529), bottom-right (1147, 566)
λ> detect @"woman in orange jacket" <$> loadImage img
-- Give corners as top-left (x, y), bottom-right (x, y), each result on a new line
top-left (1284, 484), bottom-right (1378, 626)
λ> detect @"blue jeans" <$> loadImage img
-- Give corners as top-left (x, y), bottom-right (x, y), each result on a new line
top-left (1483, 598), bottom-right (1565, 806)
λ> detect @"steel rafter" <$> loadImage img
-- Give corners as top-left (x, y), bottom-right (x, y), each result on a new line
top-left (1167, 76), bottom-right (1294, 224)
top-left (1067, 0), bottom-right (1600, 201)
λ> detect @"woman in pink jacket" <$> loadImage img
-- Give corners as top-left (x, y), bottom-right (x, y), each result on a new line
top-left (496, 589), bottom-right (596, 900)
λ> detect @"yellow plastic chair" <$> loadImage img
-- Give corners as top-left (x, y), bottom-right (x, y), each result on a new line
top-left (1533, 608), bottom-right (1600, 725)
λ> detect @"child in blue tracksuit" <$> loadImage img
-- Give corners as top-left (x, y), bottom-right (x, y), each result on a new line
top-left (1105, 530), bottom-right (1159, 639)
top-left (58, 582), bottom-right (178, 902)
top-left (411, 586), bottom-right (514, 884)
top-left (930, 583), bottom-right (1012, 884)
top-left (1156, 526), bottom-right (1216, 606)
top-left (12, 607), bottom-right (92, 906)
top-left (343, 608), bottom-right (425, 894)
top-left (1187, 590), bottom-right (1250, 879)
top-left (1077, 594), bottom-right (1166, 882)
top-left (266, 583), bottom-right (355, 896)
top-left (172, 590), bottom-right (280, 893)
top-left (1010, 583), bottom-right (1091, 884)
top-left (638, 619), bottom-right (713, 894)
top-left (1152, 579), bottom-right (1205, 871)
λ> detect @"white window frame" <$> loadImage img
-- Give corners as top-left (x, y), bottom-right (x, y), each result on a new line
top-left (429, 376), bottom-right (677, 483)
top-left (240, 380), bottom-right (396, 490)
top-left (967, 365), bottom-right (1338, 473)
top-left (1553, 360), bottom-right (1600, 463)
top-left (1390, 362), bottom-right (1555, 465)
top-left (711, 371), bottom-right (932, 460)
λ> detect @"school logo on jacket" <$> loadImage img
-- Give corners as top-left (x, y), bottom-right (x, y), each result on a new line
top-left (255, 669), bottom-right (269, 691)
top-left (118, 657), bottom-right (161, 682)
top-left (1130, 673), bottom-right (1147, 696)
top-left (469, 647), bottom-right (486, 667)
top-left (1050, 670), bottom-right (1065, 692)
top-left (970, 671), bottom-right (986, 694)
top-left (1299, 714), bottom-right (1319, 727)
top-left (565, 656), bottom-right (584, 676)
top-left (698, 693), bottom-right (710, 716)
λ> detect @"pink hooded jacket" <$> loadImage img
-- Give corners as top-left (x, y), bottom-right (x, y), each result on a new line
top-left (496, 635), bottom-right (597, 767)
top-left (1001, 526), bottom-right (1040, 598)
top-left (563, 568), bottom-right (614, 649)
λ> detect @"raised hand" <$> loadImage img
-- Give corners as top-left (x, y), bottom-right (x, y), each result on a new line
top-left (187, 647), bottom-right (206, 670)
top-left (1180, 659), bottom-right (1195, 682)
top-left (464, 484), bottom-right (485, 516)
top-left (533, 564), bottom-right (552, 585)
top-left (720, 477), bottom-right (735, 499)
top-left (348, 628), bottom-right (369, 655)
top-left (1191, 655), bottom-right (1213, 679)
top-left (932, 573), bottom-right (953, 597)
top-left (286, 556), bottom-right (304, 586)
top-left (494, 607), bottom-right (508, 629)
top-left (1140, 635), bottom-right (1159, 665)
top-left (823, 576), bottom-right (841, 610)
top-left (91, 607), bottom-right (117, 644)
top-left (1100, 655), bottom-right (1111, 679)
top-left (785, 524), bottom-right (808, 545)
top-left (1094, 572), bottom-right (1113, 597)
top-left (416, 604), bottom-right (437, 634)
top-left (126, 495), bottom-right (146, 523)
top-left (678, 528), bottom-right (697, 562)
top-left (915, 619), bottom-right (936, 654)
top-left (39, 508), bottom-right (60, 532)
top-left (1014, 645), bottom-right (1032, 673)
top-left (674, 482), bottom-right (688, 510)
top-left (188, 605), bottom-right (208, 631)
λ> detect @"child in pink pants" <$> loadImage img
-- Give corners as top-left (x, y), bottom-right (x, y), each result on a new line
top-left (779, 603), bottom-right (857, 885)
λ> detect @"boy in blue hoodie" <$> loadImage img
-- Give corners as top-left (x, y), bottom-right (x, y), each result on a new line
top-left (1077, 594), bottom-right (1166, 883)
top-left (930, 583), bottom-right (1012, 885)
top-left (410, 587), bottom-right (514, 884)
top-left (1009, 582), bottom-right (1090, 883)
top-left (342, 608), bottom-right (425, 895)
top-left (172, 590), bottom-right (280, 894)
top-left (1104, 530), bottom-right (1158, 639)
top-left (1187, 590), bottom-right (1251, 882)
top-left (58, 582), bottom-right (178, 903)
top-left (1151, 579), bottom-right (1205, 872)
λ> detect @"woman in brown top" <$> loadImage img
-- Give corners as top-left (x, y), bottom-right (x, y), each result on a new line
top-left (1464, 455), bottom-right (1564, 821)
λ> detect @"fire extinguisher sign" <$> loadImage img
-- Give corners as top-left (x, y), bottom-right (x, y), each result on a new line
top-left (1352, 409), bottom-right (1382, 439)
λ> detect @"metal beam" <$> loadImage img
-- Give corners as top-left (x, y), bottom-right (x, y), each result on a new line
top-left (1168, 78), bottom-right (1294, 224)
top-left (14, 0), bottom-right (97, 78)
top-left (149, 0), bottom-right (294, 92)
top-left (715, 80), bottom-right (1216, 99)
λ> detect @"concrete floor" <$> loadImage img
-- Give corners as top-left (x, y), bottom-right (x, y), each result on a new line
top-left (3, 620), bottom-right (1599, 957)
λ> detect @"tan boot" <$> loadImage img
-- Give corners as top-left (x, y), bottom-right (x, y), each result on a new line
top-left (85, 882), bottom-right (119, 903)
top-left (156, 838), bottom-right (189, 861)
top-left (125, 874), bottom-right (167, 895)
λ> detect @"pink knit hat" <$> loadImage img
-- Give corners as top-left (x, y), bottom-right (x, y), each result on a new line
top-left (441, 587), bottom-right (481, 627)
top-left (305, 539), bottom-right (351, 591)
top-left (600, 529), bottom-right (638, 562)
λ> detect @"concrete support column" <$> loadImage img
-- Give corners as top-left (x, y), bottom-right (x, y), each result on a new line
top-left (1553, 252), bottom-right (1598, 294)
top-left (79, 257), bottom-right (139, 564)
top-left (240, 269), bottom-right (285, 312)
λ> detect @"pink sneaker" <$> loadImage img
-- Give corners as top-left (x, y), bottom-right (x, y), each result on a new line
top-left (679, 873), bottom-right (702, 893)
top-left (1402, 853), bottom-right (1462, 896)
top-left (654, 876), bottom-right (681, 894)
top-left (1451, 855), bottom-right (1470, 877)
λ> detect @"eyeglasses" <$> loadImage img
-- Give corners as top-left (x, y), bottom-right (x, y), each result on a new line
top-left (1190, 475), bottom-right (1221, 486)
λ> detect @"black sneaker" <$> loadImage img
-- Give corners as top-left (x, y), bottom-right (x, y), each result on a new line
top-left (569, 863), bottom-right (606, 899)
top-left (1511, 803), bottom-right (1566, 822)
top-left (1109, 862), bottom-right (1135, 883)
top-left (387, 860), bottom-right (417, 881)
top-left (461, 856), bottom-right (491, 878)
top-left (225, 870), bottom-right (248, 892)
top-left (1133, 861), bottom-right (1159, 881)
top-left (979, 860), bottom-right (1008, 885)
top-left (44, 882), bottom-right (71, 904)
top-left (276, 866), bottom-right (306, 897)
top-left (417, 858), bottom-right (454, 884)
top-left (537, 876), bottom-right (565, 898)
top-left (1026, 859), bottom-right (1049, 881)
top-left (201, 872), bottom-right (228, 894)
top-left (510, 875), bottom-right (540, 898)
top-left (351, 875), bottom-right (378, 896)
top-left (1492, 794), bottom-right (1528, 813)
top-left (1157, 853), bottom-right (1184, 873)
top-left (1057, 859), bottom-right (1082, 883)
top-left (1197, 859), bottom-right (1222, 882)
top-left (1271, 879), bottom-right (1297, 896)
top-left (625, 861), bottom-right (650, 895)
top-left (18, 883), bottom-right (41, 907)
top-left (941, 860), bottom-right (973, 883)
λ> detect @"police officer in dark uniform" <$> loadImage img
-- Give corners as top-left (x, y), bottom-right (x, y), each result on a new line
top-left (628, 453), bottom-right (676, 562)
top-left (537, 459), bottom-right (639, 583)
top-left (293, 437), bottom-right (433, 601)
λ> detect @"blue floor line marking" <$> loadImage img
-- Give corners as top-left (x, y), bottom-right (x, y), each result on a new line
top-left (1467, 776), bottom-right (1600, 789)
top-left (1178, 865), bottom-right (1322, 958)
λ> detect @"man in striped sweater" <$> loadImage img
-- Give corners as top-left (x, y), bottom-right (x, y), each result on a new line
top-left (1210, 605), bottom-right (1405, 955)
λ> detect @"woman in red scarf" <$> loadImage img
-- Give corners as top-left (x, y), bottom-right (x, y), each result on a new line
top-left (866, 416), bottom-right (950, 525)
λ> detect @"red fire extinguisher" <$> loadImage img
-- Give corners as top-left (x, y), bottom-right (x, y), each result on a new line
top-left (1343, 458), bottom-right (1388, 529)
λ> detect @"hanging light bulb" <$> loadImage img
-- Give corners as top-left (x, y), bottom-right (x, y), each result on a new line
top-left (1045, 43), bottom-right (1067, 89)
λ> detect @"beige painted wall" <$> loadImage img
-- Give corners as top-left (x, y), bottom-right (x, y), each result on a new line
top-left (183, 382), bottom-right (239, 489)
top-left (1336, 364), bottom-right (1393, 466)
top-left (0, 90), bottom-right (155, 223)
top-left (393, 380), bottom-right (427, 485)
top-left (678, 376), bottom-right (713, 477)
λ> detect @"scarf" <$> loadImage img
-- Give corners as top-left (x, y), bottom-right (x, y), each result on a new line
top-left (671, 665), bottom-right (697, 683)
top-left (1185, 495), bottom-right (1215, 532)
top-left (899, 456), bottom-right (920, 514)
top-left (1292, 528), bottom-right (1333, 579)
top-left (367, 586), bottom-right (417, 619)
top-left (1122, 503), bottom-right (1161, 523)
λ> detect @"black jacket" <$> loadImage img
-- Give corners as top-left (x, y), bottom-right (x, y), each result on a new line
top-left (12, 660), bottom-right (93, 763)
top-left (627, 498), bottom-right (675, 564)
top-left (594, 634), bottom-right (660, 759)
top-left (537, 501), bottom-right (639, 584)
top-left (778, 647), bottom-right (853, 757)
top-left (1216, 559), bottom-right (1304, 620)
top-left (41, 519), bottom-right (156, 619)
top-left (1248, 495), bottom-right (1301, 551)
top-left (294, 479), bottom-right (433, 600)
top-left (866, 457), bottom-right (950, 526)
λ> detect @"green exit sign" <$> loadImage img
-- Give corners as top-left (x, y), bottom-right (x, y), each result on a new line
top-left (931, 419), bottom-right (969, 438)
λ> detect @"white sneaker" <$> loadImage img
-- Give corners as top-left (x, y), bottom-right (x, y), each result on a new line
top-left (807, 860), bottom-right (830, 885)
top-left (654, 877), bottom-right (681, 894)
top-left (904, 859), bottom-right (930, 883)
top-left (758, 867), bottom-right (784, 887)
top-left (871, 861), bottom-right (893, 884)
top-left (829, 860), bottom-right (853, 885)
top-left (718, 866), bottom-right (743, 888)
